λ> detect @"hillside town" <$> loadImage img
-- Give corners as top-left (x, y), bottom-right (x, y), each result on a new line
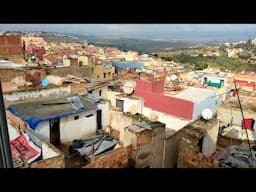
top-left (1, 30), bottom-right (256, 168)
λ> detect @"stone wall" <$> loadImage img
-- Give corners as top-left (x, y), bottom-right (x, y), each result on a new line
top-left (46, 65), bottom-right (92, 78)
top-left (177, 125), bottom-right (229, 168)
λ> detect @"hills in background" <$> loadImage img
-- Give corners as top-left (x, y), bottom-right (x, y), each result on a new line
top-left (0, 30), bottom-right (251, 52)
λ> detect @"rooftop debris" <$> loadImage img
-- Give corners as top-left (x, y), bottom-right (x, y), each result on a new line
top-left (69, 131), bottom-right (117, 166)
top-left (217, 143), bottom-right (256, 168)
top-left (10, 134), bottom-right (41, 165)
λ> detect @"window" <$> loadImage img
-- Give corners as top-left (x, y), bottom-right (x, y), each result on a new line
top-left (86, 114), bottom-right (93, 118)
top-left (74, 116), bottom-right (79, 120)
top-left (99, 90), bottom-right (102, 96)
top-left (79, 61), bottom-right (83, 66)
top-left (103, 73), bottom-right (106, 78)
top-left (97, 75), bottom-right (99, 79)
top-left (116, 99), bottom-right (124, 109)
top-left (108, 72), bottom-right (111, 76)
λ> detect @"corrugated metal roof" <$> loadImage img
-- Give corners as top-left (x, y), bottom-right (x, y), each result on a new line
top-left (173, 87), bottom-right (215, 103)
top-left (112, 60), bottom-right (143, 72)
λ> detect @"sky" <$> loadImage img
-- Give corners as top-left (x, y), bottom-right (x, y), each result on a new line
top-left (0, 24), bottom-right (256, 41)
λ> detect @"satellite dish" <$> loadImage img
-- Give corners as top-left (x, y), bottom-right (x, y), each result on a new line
top-left (123, 81), bottom-right (135, 95)
top-left (149, 112), bottom-right (159, 122)
top-left (130, 104), bottom-right (138, 115)
top-left (202, 108), bottom-right (213, 120)
top-left (170, 74), bottom-right (177, 81)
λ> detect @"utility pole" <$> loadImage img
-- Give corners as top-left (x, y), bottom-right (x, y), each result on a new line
top-left (0, 81), bottom-right (13, 168)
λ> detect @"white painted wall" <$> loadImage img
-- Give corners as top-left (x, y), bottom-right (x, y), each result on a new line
top-left (63, 58), bottom-right (71, 67)
top-left (142, 107), bottom-right (192, 134)
top-left (110, 111), bottom-right (134, 144)
top-left (92, 86), bottom-right (108, 98)
top-left (202, 121), bottom-right (219, 157)
top-left (192, 94), bottom-right (217, 120)
top-left (34, 121), bottom-right (50, 143)
top-left (97, 101), bottom-right (110, 130)
top-left (78, 55), bottom-right (89, 66)
top-left (60, 110), bottom-right (97, 143)
top-left (41, 141), bottom-right (61, 160)
top-left (103, 90), bottom-right (120, 107)
top-left (7, 121), bottom-right (20, 140)
top-left (121, 97), bottom-right (143, 114)
top-left (4, 85), bottom-right (71, 102)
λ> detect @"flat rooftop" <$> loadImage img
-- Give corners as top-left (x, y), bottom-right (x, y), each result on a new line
top-left (172, 86), bottom-right (215, 103)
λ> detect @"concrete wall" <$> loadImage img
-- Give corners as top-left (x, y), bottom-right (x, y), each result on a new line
top-left (102, 90), bottom-right (120, 107)
top-left (41, 141), bottom-right (62, 160)
top-left (192, 94), bottom-right (217, 120)
top-left (202, 120), bottom-right (219, 157)
top-left (46, 65), bottom-right (92, 78)
top-left (142, 106), bottom-right (191, 132)
top-left (116, 96), bottom-right (143, 114)
top-left (110, 111), bottom-right (134, 144)
top-left (60, 110), bottom-right (97, 143)
top-left (4, 85), bottom-right (71, 102)
top-left (92, 86), bottom-right (108, 98)
top-left (217, 106), bottom-right (256, 126)
top-left (150, 126), bottom-right (165, 168)
top-left (35, 121), bottom-right (50, 142)
top-left (163, 131), bottom-right (182, 168)
top-left (97, 101), bottom-right (110, 130)
top-left (78, 55), bottom-right (89, 66)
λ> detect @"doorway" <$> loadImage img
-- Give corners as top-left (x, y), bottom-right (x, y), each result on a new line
top-left (50, 119), bottom-right (60, 145)
top-left (97, 109), bottom-right (102, 130)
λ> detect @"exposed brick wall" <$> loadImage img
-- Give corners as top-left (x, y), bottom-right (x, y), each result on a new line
top-left (31, 155), bottom-right (65, 168)
top-left (71, 83), bottom-right (87, 94)
top-left (177, 126), bottom-right (229, 168)
top-left (0, 36), bottom-right (23, 56)
top-left (0, 69), bottom-right (25, 82)
top-left (46, 65), bottom-right (92, 78)
top-left (85, 146), bottom-right (132, 168)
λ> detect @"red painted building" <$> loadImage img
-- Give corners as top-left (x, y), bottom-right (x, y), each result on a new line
top-left (135, 78), bottom-right (194, 120)
top-left (26, 44), bottom-right (45, 60)
top-left (135, 78), bottom-right (216, 121)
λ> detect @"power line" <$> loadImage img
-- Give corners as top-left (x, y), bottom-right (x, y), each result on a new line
top-left (234, 81), bottom-right (255, 163)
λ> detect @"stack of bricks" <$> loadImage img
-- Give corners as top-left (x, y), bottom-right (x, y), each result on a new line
top-left (177, 126), bottom-right (229, 168)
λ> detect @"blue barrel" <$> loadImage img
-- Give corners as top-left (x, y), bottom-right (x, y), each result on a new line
top-left (41, 79), bottom-right (49, 87)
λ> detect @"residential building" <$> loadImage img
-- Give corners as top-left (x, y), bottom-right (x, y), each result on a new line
top-left (112, 60), bottom-right (143, 73)
top-left (134, 77), bottom-right (218, 131)
top-left (233, 72), bottom-right (256, 91)
top-left (0, 35), bottom-right (24, 57)
top-left (92, 59), bottom-right (115, 81)
top-left (8, 95), bottom-right (98, 144)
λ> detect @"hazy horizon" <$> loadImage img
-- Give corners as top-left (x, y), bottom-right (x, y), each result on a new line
top-left (0, 24), bottom-right (256, 42)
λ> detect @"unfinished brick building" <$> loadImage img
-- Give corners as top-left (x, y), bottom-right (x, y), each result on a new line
top-left (0, 35), bottom-right (23, 57)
